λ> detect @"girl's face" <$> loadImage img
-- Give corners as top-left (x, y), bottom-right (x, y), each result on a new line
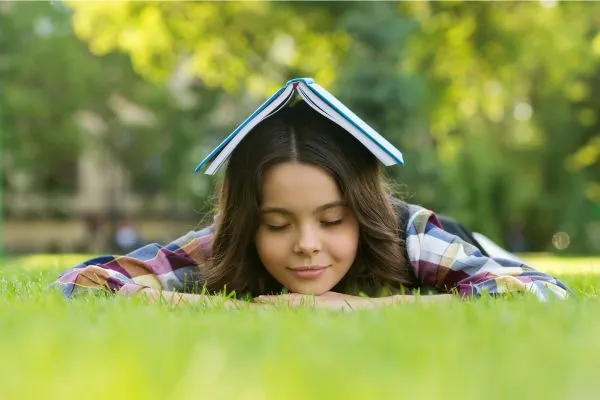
top-left (255, 162), bottom-right (360, 295)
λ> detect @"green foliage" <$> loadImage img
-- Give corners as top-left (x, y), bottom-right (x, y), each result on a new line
top-left (66, 1), bottom-right (349, 95)
top-left (3, 2), bottom-right (599, 253)
top-left (400, 1), bottom-right (600, 252)
top-left (1, 2), bottom-right (92, 192)
top-left (0, 2), bottom-right (220, 206)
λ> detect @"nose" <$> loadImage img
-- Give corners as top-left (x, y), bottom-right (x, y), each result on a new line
top-left (293, 224), bottom-right (321, 255)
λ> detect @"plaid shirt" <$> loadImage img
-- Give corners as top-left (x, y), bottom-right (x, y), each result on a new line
top-left (53, 204), bottom-right (570, 301)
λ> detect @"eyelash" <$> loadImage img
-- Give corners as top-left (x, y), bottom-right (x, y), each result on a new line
top-left (265, 220), bottom-right (343, 231)
top-left (265, 224), bottom-right (289, 232)
top-left (321, 220), bottom-right (343, 227)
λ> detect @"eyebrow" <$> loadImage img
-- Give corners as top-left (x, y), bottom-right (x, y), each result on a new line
top-left (260, 200), bottom-right (346, 215)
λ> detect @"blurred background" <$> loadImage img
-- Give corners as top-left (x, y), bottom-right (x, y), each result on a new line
top-left (1, 1), bottom-right (599, 256)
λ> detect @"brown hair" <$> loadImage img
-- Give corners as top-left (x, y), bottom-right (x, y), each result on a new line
top-left (203, 100), bottom-right (416, 296)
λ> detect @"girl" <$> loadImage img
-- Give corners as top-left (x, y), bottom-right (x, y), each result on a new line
top-left (53, 100), bottom-right (570, 309)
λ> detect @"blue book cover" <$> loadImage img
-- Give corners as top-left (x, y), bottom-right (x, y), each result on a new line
top-left (195, 78), bottom-right (404, 174)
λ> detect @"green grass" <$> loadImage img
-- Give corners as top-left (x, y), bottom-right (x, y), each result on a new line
top-left (1, 254), bottom-right (600, 400)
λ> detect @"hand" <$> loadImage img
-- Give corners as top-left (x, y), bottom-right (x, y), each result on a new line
top-left (254, 291), bottom-right (376, 311)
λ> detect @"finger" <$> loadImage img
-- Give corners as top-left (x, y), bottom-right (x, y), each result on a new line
top-left (310, 299), bottom-right (350, 311)
top-left (319, 291), bottom-right (344, 298)
top-left (254, 294), bottom-right (298, 305)
top-left (254, 295), bottom-right (280, 303)
top-left (272, 294), bottom-right (311, 307)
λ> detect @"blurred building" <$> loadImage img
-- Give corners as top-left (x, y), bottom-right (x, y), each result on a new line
top-left (3, 99), bottom-right (197, 255)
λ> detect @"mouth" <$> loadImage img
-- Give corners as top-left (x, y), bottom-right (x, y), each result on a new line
top-left (287, 265), bottom-right (330, 279)
top-left (290, 265), bottom-right (329, 271)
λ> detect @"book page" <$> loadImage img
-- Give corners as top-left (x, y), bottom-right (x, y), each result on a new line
top-left (265, 92), bottom-right (298, 119)
top-left (302, 82), bottom-right (403, 165)
top-left (296, 84), bottom-right (397, 166)
top-left (300, 91), bottom-right (335, 120)
top-left (204, 84), bottom-right (296, 175)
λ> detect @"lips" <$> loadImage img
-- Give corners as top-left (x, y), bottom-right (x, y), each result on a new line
top-left (290, 266), bottom-right (329, 271)
top-left (287, 265), bottom-right (330, 279)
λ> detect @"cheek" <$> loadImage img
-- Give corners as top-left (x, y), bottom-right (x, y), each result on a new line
top-left (331, 233), bottom-right (360, 261)
top-left (325, 224), bottom-right (360, 262)
top-left (255, 231), bottom-right (288, 266)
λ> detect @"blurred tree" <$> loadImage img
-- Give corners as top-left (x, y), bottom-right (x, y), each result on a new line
top-left (7, 1), bottom-right (599, 253)
top-left (400, 1), bottom-right (600, 252)
top-left (66, 1), bottom-right (349, 96)
top-left (322, 1), bottom-right (600, 253)
top-left (1, 1), bottom-right (89, 194)
top-left (0, 2), bottom-right (222, 218)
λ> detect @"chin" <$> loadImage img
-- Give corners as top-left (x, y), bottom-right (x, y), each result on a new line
top-left (286, 283), bottom-right (334, 296)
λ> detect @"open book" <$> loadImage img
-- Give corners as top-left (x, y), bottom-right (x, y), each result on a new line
top-left (195, 77), bottom-right (404, 175)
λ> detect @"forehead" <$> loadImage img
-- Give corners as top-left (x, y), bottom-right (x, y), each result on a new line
top-left (260, 163), bottom-right (342, 209)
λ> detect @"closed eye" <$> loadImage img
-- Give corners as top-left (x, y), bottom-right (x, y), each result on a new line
top-left (265, 224), bottom-right (290, 232)
top-left (321, 220), bottom-right (343, 227)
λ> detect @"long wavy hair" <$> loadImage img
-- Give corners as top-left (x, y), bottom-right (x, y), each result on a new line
top-left (202, 100), bottom-right (416, 297)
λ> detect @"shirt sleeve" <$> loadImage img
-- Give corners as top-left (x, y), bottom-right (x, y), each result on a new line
top-left (51, 224), bottom-right (216, 299)
top-left (405, 205), bottom-right (571, 300)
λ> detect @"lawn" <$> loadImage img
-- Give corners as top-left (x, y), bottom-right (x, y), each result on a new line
top-left (1, 254), bottom-right (599, 400)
